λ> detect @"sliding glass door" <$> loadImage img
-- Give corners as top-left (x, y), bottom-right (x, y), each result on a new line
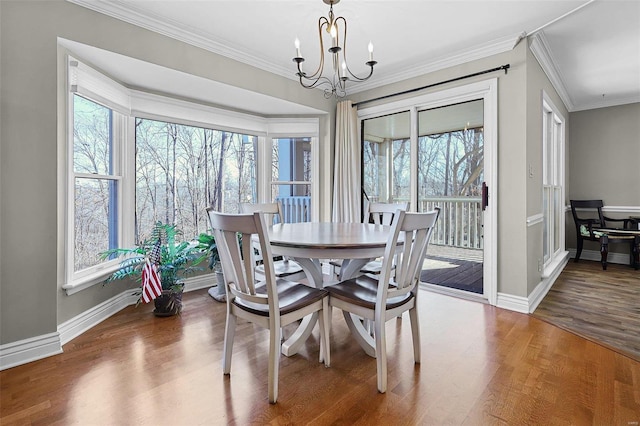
top-left (359, 79), bottom-right (497, 303)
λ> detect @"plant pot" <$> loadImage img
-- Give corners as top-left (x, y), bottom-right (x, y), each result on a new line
top-left (207, 270), bottom-right (227, 303)
top-left (153, 288), bottom-right (184, 316)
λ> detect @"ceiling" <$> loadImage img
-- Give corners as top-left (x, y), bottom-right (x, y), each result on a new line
top-left (68, 0), bottom-right (640, 113)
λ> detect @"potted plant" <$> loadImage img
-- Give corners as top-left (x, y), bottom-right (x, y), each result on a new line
top-left (102, 222), bottom-right (207, 316)
top-left (197, 232), bottom-right (227, 302)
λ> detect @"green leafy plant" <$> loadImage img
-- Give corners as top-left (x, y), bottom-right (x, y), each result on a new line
top-left (101, 222), bottom-right (208, 294)
top-left (196, 232), bottom-right (221, 272)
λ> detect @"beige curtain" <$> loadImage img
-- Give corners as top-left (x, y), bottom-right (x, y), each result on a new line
top-left (332, 100), bottom-right (361, 222)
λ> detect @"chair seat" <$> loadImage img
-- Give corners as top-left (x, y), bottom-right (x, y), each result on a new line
top-left (233, 279), bottom-right (327, 316)
top-left (256, 259), bottom-right (304, 277)
top-left (328, 259), bottom-right (390, 274)
top-left (327, 274), bottom-right (412, 310)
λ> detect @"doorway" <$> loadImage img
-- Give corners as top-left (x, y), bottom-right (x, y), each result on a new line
top-left (358, 79), bottom-right (497, 304)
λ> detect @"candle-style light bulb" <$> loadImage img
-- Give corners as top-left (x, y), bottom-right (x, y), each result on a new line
top-left (368, 41), bottom-right (374, 61)
top-left (341, 61), bottom-right (347, 78)
top-left (330, 25), bottom-right (337, 47)
top-left (295, 38), bottom-right (301, 57)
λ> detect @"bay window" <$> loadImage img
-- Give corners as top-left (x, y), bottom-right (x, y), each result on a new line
top-left (63, 57), bottom-right (318, 293)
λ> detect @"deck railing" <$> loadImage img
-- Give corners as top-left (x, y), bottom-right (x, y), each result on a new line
top-left (419, 197), bottom-right (483, 249)
top-left (276, 196), bottom-right (311, 223)
top-left (277, 195), bottom-right (482, 248)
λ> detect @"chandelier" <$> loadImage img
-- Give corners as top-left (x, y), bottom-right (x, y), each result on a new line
top-left (293, 0), bottom-right (377, 98)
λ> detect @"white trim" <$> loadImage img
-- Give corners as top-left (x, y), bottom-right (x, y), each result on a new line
top-left (131, 90), bottom-right (269, 136)
top-left (570, 94), bottom-right (640, 112)
top-left (0, 333), bottom-right (62, 371)
top-left (183, 273), bottom-right (217, 292)
top-left (496, 292), bottom-right (530, 314)
top-left (66, 0), bottom-right (521, 97)
top-left (348, 33), bottom-right (520, 95)
top-left (59, 289), bottom-right (139, 345)
top-left (602, 206), bottom-right (640, 214)
top-left (528, 254), bottom-right (570, 313)
top-left (530, 33), bottom-right (574, 111)
top-left (3, 276), bottom-right (215, 370)
top-left (527, 213), bottom-right (544, 226)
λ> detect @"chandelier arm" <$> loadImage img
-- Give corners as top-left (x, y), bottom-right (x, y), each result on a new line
top-left (292, 0), bottom-right (376, 97)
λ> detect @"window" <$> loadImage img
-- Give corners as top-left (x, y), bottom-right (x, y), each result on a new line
top-left (272, 138), bottom-right (312, 222)
top-left (63, 57), bottom-right (319, 293)
top-left (72, 94), bottom-right (121, 272)
top-left (135, 118), bottom-right (256, 240)
top-left (542, 94), bottom-right (565, 265)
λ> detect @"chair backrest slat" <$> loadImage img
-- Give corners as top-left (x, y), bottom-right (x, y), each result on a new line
top-left (365, 202), bottom-right (409, 225)
top-left (207, 208), bottom-right (277, 306)
top-left (379, 210), bottom-right (439, 300)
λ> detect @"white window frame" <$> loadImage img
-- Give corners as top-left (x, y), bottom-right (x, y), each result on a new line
top-left (62, 57), bottom-right (319, 294)
top-left (541, 91), bottom-right (566, 271)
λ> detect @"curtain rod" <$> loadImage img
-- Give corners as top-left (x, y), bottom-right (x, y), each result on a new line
top-left (352, 64), bottom-right (510, 108)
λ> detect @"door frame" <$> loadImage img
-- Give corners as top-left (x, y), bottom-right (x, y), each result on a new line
top-left (357, 78), bottom-right (498, 305)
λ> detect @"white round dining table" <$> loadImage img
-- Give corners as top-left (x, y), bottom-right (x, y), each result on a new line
top-left (267, 222), bottom-right (396, 357)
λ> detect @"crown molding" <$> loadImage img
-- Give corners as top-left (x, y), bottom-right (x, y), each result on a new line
top-left (67, 0), bottom-right (294, 80)
top-left (348, 33), bottom-right (521, 95)
top-left (570, 94), bottom-right (640, 112)
top-left (529, 32), bottom-right (575, 111)
top-left (68, 0), bottom-right (530, 99)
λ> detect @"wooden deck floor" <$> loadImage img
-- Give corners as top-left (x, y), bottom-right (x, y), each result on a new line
top-left (421, 245), bottom-right (483, 294)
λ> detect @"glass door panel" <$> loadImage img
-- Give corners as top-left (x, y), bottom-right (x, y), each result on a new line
top-left (418, 100), bottom-right (484, 295)
top-left (362, 111), bottom-right (411, 207)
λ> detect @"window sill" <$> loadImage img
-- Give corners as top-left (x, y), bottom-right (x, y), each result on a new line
top-left (62, 262), bottom-right (123, 295)
top-left (542, 250), bottom-right (569, 279)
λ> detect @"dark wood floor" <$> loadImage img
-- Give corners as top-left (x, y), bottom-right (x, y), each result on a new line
top-left (2, 284), bottom-right (640, 424)
top-left (533, 259), bottom-right (640, 362)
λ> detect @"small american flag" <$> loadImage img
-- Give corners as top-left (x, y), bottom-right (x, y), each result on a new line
top-left (141, 239), bottom-right (162, 303)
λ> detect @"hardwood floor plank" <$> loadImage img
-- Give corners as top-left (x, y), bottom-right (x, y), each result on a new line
top-left (533, 260), bottom-right (640, 361)
top-left (2, 285), bottom-right (640, 425)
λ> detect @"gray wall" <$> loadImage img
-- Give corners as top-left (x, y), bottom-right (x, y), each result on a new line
top-left (569, 103), bottom-right (640, 204)
top-left (0, 0), bottom-right (333, 344)
top-left (566, 103), bottom-right (640, 254)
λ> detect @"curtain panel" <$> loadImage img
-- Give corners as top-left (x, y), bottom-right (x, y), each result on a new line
top-left (332, 100), bottom-right (361, 222)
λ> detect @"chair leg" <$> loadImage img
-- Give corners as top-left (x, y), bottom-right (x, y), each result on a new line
top-left (600, 235), bottom-right (609, 270)
top-left (268, 325), bottom-right (281, 404)
top-left (409, 306), bottom-right (421, 363)
top-left (575, 237), bottom-right (584, 262)
top-left (318, 298), bottom-right (331, 367)
top-left (374, 317), bottom-right (387, 393)
top-left (222, 314), bottom-right (237, 375)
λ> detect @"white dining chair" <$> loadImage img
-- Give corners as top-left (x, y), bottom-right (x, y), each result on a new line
top-left (330, 202), bottom-right (409, 277)
top-left (327, 209), bottom-right (439, 393)
top-left (239, 202), bottom-right (306, 281)
top-left (206, 209), bottom-right (330, 404)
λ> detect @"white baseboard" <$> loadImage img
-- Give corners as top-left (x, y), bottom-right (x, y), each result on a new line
top-left (528, 254), bottom-right (569, 313)
top-left (496, 292), bottom-right (530, 313)
top-left (496, 252), bottom-right (569, 314)
top-left (184, 272), bottom-right (217, 292)
top-left (1, 273), bottom-right (219, 371)
top-left (0, 332), bottom-right (62, 371)
top-left (58, 289), bottom-right (139, 346)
